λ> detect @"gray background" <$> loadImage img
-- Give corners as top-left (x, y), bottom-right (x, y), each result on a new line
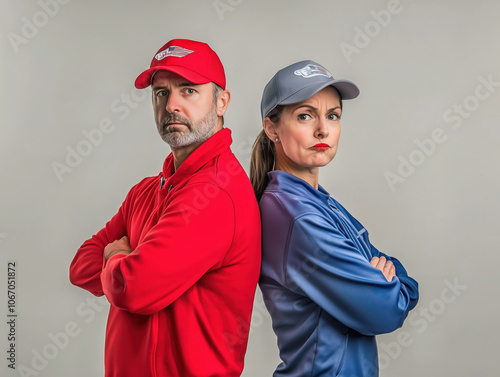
top-left (1, 0), bottom-right (499, 376)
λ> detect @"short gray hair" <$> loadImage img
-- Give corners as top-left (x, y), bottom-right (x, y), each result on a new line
top-left (212, 83), bottom-right (225, 125)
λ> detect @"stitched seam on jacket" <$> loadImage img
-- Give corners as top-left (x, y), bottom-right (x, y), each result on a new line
top-left (283, 212), bottom-right (321, 291)
top-left (308, 308), bottom-right (323, 377)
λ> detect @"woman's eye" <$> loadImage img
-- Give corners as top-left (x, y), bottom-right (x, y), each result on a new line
top-left (298, 113), bottom-right (311, 121)
top-left (328, 113), bottom-right (340, 121)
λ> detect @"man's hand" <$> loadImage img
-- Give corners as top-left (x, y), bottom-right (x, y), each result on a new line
top-left (370, 256), bottom-right (396, 282)
top-left (104, 236), bottom-right (133, 261)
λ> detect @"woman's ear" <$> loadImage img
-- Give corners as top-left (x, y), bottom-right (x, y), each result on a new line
top-left (263, 117), bottom-right (279, 142)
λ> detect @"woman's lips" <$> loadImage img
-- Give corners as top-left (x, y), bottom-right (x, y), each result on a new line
top-left (311, 143), bottom-right (330, 150)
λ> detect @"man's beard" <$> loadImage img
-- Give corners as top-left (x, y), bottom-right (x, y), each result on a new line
top-left (158, 106), bottom-right (219, 148)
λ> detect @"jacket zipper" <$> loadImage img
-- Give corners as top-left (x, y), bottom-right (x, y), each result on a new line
top-left (151, 313), bottom-right (159, 377)
top-left (335, 332), bottom-right (349, 376)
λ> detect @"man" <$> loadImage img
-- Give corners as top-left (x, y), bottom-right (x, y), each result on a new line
top-left (69, 39), bottom-right (261, 377)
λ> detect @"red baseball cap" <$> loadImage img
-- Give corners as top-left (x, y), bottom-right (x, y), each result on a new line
top-left (135, 39), bottom-right (226, 89)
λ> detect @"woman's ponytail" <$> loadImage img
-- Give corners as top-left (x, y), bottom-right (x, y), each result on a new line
top-left (250, 129), bottom-right (275, 202)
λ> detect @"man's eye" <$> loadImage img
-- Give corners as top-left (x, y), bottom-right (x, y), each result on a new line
top-left (298, 114), bottom-right (311, 121)
top-left (185, 88), bottom-right (196, 94)
top-left (156, 90), bottom-right (168, 97)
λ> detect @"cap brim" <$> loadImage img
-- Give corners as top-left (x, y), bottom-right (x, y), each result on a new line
top-left (280, 79), bottom-right (360, 106)
top-left (135, 65), bottom-right (213, 89)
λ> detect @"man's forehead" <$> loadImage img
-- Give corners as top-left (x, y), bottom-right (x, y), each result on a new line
top-left (151, 70), bottom-right (204, 88)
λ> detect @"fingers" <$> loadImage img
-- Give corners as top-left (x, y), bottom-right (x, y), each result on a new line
top-left (369, 256), bottom-right (395, 282)
top-left (103, 236), bottom-right (132, 261)
top-left (377, 257), bottom-right (387, 271)
top-left (107, 236), bottom-right (130, 248)
top-left (370, 256), bottom-right (387, 270)
top-left (381, 258), bottom-right (391, 275)
top-left (370, 256), bottom-right (379, 267)
top-left (388, 264), bottom-right (396, 281)
top-left (120, 236), bottom-right (131, 247)
top-left (383, 260), bottom-right (395, 282)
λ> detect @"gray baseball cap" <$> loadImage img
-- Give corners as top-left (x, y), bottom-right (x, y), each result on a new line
top-left (260, 60), bottom-right (360, 120)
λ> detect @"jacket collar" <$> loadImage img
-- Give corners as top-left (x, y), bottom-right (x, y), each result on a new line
top-left (160, 128), bottom-right (232, 191)
top-left (266, 170), bottom-right (331, 206)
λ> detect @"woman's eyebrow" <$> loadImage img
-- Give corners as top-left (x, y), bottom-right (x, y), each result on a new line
top-left (291, 104), bottom-right (317, 112)
top-left (291, 104), bottom-right (342, 112)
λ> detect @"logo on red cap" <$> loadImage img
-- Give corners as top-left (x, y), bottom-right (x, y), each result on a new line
top-left (155, 46), bottom-right (194, 60)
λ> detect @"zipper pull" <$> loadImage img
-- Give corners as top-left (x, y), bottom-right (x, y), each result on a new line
top-left (160, 175), bottom-right (165, 189)
top-left (328, 198), bottom-right (338, 210)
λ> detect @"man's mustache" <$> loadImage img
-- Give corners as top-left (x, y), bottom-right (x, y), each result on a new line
top-left (162, 113), bottom-right (192, 130)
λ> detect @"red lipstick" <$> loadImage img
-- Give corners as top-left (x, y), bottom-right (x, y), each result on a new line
top-left (311, 143), bottom-right (330, 150)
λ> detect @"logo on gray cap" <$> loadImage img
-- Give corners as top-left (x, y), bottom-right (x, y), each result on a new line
top-left (294, 64), bottom-right (332, 79)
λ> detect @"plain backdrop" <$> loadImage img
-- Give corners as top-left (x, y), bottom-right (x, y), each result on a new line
top-left (1, 1), bottom-right (499, 376)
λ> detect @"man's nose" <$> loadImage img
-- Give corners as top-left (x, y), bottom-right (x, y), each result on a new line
top-left (166, 91), bottom-right (181, 113)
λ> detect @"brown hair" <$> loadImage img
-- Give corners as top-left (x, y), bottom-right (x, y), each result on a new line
top-left (250, 106), bottom-right (285, 202)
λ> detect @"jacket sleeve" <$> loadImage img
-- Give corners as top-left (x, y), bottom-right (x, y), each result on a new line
top-left (284, 214), bottom-right (418, 336)
top-left (370, 245), bottom-right (419, 312)
top-left (69, 201), bottom-right (128, 297)
top-left (100, 183), bottom-right (235, 315)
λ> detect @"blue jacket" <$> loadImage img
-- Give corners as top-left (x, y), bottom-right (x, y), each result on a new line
top-left (259, 171), bottom-right (419, 377)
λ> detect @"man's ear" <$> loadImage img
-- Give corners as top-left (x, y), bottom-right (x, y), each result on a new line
top-left (216, 90), bottom-right (231, 117)
top-left (263, 117), bottom-right (279, 142)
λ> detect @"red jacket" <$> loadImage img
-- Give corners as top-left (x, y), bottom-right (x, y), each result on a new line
top-left (69, 129), bottom-right (261, 377)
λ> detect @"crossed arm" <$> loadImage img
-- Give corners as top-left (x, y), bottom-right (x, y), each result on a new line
top-left (284, 214), bottom-right (418, 336)
top-left (70, 183), bottom-right (236, 315)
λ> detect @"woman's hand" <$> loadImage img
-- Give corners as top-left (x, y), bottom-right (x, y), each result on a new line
top-left (370, 256), bottom-right (396, 282)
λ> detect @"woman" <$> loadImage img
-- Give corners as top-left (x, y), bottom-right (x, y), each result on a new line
top-left (250, 60), bottom-right (419, 377)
